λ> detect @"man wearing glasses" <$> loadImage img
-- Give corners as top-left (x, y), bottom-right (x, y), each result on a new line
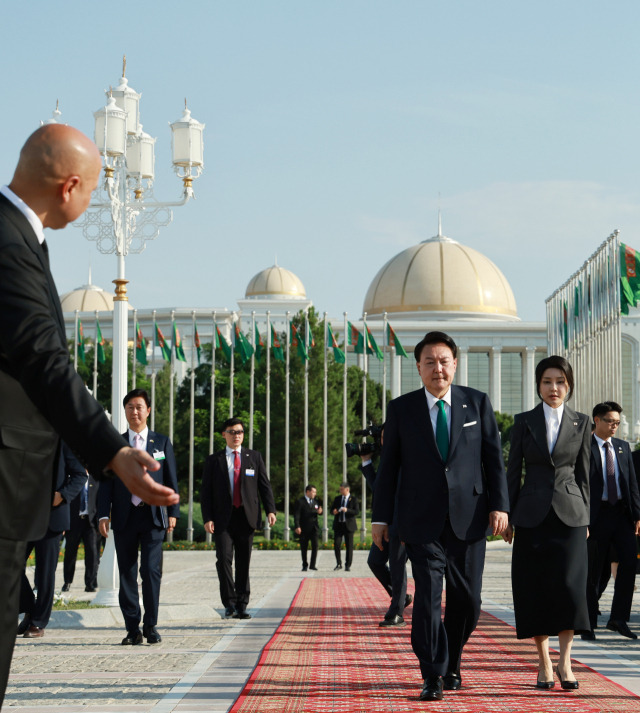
top-left (201, 417), bottom-right (277, 619)
top-left (584, 402), bottom-right (640, 641)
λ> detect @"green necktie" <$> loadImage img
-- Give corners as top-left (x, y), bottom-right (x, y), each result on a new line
top-left (436, 399), bottom-right (449, 461)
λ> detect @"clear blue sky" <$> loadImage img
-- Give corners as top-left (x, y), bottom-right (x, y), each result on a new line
top-left (2, 1), bottom-right (640, 323)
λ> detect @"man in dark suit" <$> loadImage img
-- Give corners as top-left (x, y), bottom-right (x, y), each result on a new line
top-left (372, 331), bottom-right (509, 701)
top-left (584, 402), bottom-right (640, 641)
top-left (331, 483), bottom-right (358, 571)
top-left (63, 472), bottom-right (100, 593)
top-left (294, 484), bottom-right (322, 571)
top-left (0, 124), bottom-right (178, 706)
top-left (201, 417), bottom-right (277, 619)
top-left (98, 389), bottom-right (180, 645)
top-left (18, 444), bottom-right (86, 638)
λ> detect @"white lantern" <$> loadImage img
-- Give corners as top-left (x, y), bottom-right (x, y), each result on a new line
top-left (94, 95), bottom-right (127, 158)
top-left (170, 105), bottom-right (204, 168)
top-left (127, 126), bottom-right (156, 180)
top-left (111, 75), bottom-right (141, 136)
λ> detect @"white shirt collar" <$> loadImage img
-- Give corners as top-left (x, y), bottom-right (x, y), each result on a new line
top-left (226, 445), bottom-right (241, 456)
top-left (424, 386), bottom-right (452, 411)
top-left (593, 433), bottom-right (612, 448)
top-left (542, 401), bottom-right (564, 424)
top-left (0, 185), bottom-right (45, 244)
top-left (128, 426), bottom-right (149, 446)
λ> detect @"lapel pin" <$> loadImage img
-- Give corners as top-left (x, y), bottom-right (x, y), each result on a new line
top-left (573, 422), bottom-right (577, 426)
top-left (462, 404), bottom-right (467, 408)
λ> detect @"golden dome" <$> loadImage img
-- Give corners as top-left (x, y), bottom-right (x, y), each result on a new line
top-left (363, 231), bottom-right (518, 320)
top-left (245, 264), bottom-right (306, 300)
top-left (59, 271), bottom-right (132, 313)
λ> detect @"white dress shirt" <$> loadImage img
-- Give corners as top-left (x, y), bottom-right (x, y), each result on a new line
top-left (225, 446), bottom-right (242, 498)
top-left (424, 386), bottom-right (452, 441)
top-left (128, 426), bottom-right (149, 451)
top-left (542, 402), bottom-right (564, 453)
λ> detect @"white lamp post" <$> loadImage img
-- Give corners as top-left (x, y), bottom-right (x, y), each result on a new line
top-left (75, 56), bottom-right (204, 432)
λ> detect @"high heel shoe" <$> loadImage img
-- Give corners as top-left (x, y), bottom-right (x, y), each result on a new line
top-left (556, 666), bottom-right (579, 690)
top-left (535, 678), bottom-right (555, 690)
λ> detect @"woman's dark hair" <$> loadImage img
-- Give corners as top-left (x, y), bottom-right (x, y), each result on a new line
top-left (535, 355), bottom-right (574, 401)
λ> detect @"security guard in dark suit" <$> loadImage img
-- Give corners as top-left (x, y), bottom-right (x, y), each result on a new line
top-left (294, 485), bottom-right (322, 571)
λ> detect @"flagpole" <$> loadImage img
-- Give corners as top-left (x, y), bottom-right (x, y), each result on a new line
top-left (229, 316), bottom-right (235, 418)
top-left (382, 312), bottom-right (388, 421)
top-left (132, 309), bottom-right (137, 390)
top-left (169, 311), bottom-right (175, 444)
top-left (323, 312), bottom-right (329, 543)
top-left (210, 312), bottom-right (216, 456)
top-left (361, 312), bottom-right (368, 544)
top-left (151, 309), bottom-right (157, 431)
top-left (343, 311), bottom-right (348, 480)
top-left (186, 310), bottom-right (196, 542)
top-left (265, 312), bottom-right (272, 541)
top-left (93, 311), bottom-right (99, 399)
top-left (74, 310), bottom-right (79, 371)
top-left (249, 311), bottom-right (255, 449)
top-left (284, 310), bottom-right (291, 542)
top-left (304, 309), bottom-right (309, 488)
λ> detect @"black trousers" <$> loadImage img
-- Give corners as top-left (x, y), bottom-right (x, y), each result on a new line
top-left (368, 534), bottom-right (409, 618)
top-left (333, 523), bottom-right (354, 568)
top-left (64, 517), bottom-right (100, 589)
top-left (214, 506), bottom-right (254, 610)
top-left (19, 529), bottom-right (63, 628)
top-left (299, 527), bottom-right (318, 568)
top-left (406, 521), bottom-right (486, 679)
top-left (587, 502), bottom-right (638, 626)
top-left (0, 538), bottom-right (27, 708)
top-left (113, 505), bottom-right (165, 633)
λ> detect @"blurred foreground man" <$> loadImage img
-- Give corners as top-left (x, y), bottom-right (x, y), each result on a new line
top-left (372, 331), bottom-right (509, 702)
top-left (0, 124), bottom-right (178, 707)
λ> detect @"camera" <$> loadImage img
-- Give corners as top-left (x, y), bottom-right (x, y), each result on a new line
top-left (345, 423), bottom-right (383, 458)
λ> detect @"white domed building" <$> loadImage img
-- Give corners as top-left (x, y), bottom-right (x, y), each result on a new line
top-left (237, 262), bottom-right (312, 323)
top-left (349, 225), bottom-right (548, 414)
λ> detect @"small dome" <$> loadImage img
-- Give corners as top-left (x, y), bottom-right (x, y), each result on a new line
top-left (363, 229), bottom-right (518, 320)
top-left (245, 263), bottom-right (306, 300)
top-left (60, 270), bottom-right (132, 313)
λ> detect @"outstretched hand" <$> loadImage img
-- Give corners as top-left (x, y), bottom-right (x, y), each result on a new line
top-left (107, 447), bottom-right (180, 507)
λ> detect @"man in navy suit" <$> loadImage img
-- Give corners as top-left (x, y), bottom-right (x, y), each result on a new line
top-left (201, 417), bottom-right (277, 619)
top-left (18, 444), bottom-right (87, 638)
top-left (372, 331), bottom-right (509, 701)
top-left (584, 402), bottom-right (640, 640)
top-left (98, 389), bottom-right (180, 645)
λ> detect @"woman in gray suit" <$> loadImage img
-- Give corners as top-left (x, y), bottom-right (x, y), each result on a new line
top-left (504, 355), bottom-right (590, 690)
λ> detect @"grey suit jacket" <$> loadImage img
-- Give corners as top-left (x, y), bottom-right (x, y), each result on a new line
top-left (507, 402), bottom-right (590, 528)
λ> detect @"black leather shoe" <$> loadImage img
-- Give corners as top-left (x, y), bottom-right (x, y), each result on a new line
top-left (234, 608), bottom-right (251, 620)
top-left (419, 676), bottom-right (444, 701)
top-left (61, 583), bottom-right (71, 593)
top-left (309, 566), bottom-right (317, 570)
top-left (17, 615), bottom-right (32, 636)
top-left (23, 625), bottom-right (45, 639)
top-left (345, 566), bottom-right (351, 571)
top-left (302, 564), bottom-right (308, 571)
top-left (121, 630), bottom-right (143, 645)
top-left (85, 586), bottom-right (96, 592)
top-left (224, 606), bottom-right (236, 619)
top-left (143, 625), bottom-right (161, 644)
top-left (334, 564), bottom-right (342, 570)
top-left (581, 630), bottom-right (596, 641)
top-left (404, 593), bottom-right (413, 608)
top-left (606, 619), bottom-right (637, 639)
top-left (556, 667), bottom-right (578, 690)
top-left (379, 615), bottom-right (405, 627)
top-left (443, 672), bottom-right (461, 690)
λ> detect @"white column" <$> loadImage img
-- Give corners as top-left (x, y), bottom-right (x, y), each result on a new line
top-left (523, 347), bottom-right (537, 412)
top-left (390, 353), bottom-right (402, 399)
top-left (490, 346), bottom-right (502, 412)
top-left (457, 347), bottom-right (468, 387)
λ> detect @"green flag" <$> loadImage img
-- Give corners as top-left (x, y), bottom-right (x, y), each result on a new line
top-left (77, 319), bottom-right (85, 363)
top-left (620, 243), bottom-right (640, 315)
top-left (135, 321), bottom-right (147, 365)
top-left (216, 325), bottom-right (232, 362)
top-left (254, 324), bottom-right (264, 364)
top-left (290, 322), bottom-right (308, 362)
top-left (327, 323), bottom-right (345, 364)
top-left (95, 319), bottom-right (105, 364)
top-left (271, 325), bottom-right (284, 362)
top-left (387, 323), bottom-right (408, 358)
top-left (562, 302), bottom-right (568, 349)
top-left (347, 321), bottom-right (365, 354)
top-left (172, 320), bottom-right (186, 362)
top-left (194, 322), bottom-right (202, 365)
top-left (234, 325), bottom-right (254, 365)
top-left (155, 322), bottom-right (171, 362)
top-left (365, 325), bottom-right (384, 361)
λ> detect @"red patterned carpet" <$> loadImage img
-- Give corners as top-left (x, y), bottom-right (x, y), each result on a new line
top-left (231, 578), bottom-right (640, 713)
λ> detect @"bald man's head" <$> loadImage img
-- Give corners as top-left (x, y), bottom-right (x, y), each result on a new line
top-left (10, 124), bottom-right (102, 230)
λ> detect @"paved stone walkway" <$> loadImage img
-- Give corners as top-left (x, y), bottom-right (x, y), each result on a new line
top-left (5, 542), bottom-right (640, 711)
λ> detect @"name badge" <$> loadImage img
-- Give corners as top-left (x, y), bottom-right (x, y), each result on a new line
top-left (153, 450), bottom-right (165, 461)
top-left (246, 468), bottom-right (255, 477)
